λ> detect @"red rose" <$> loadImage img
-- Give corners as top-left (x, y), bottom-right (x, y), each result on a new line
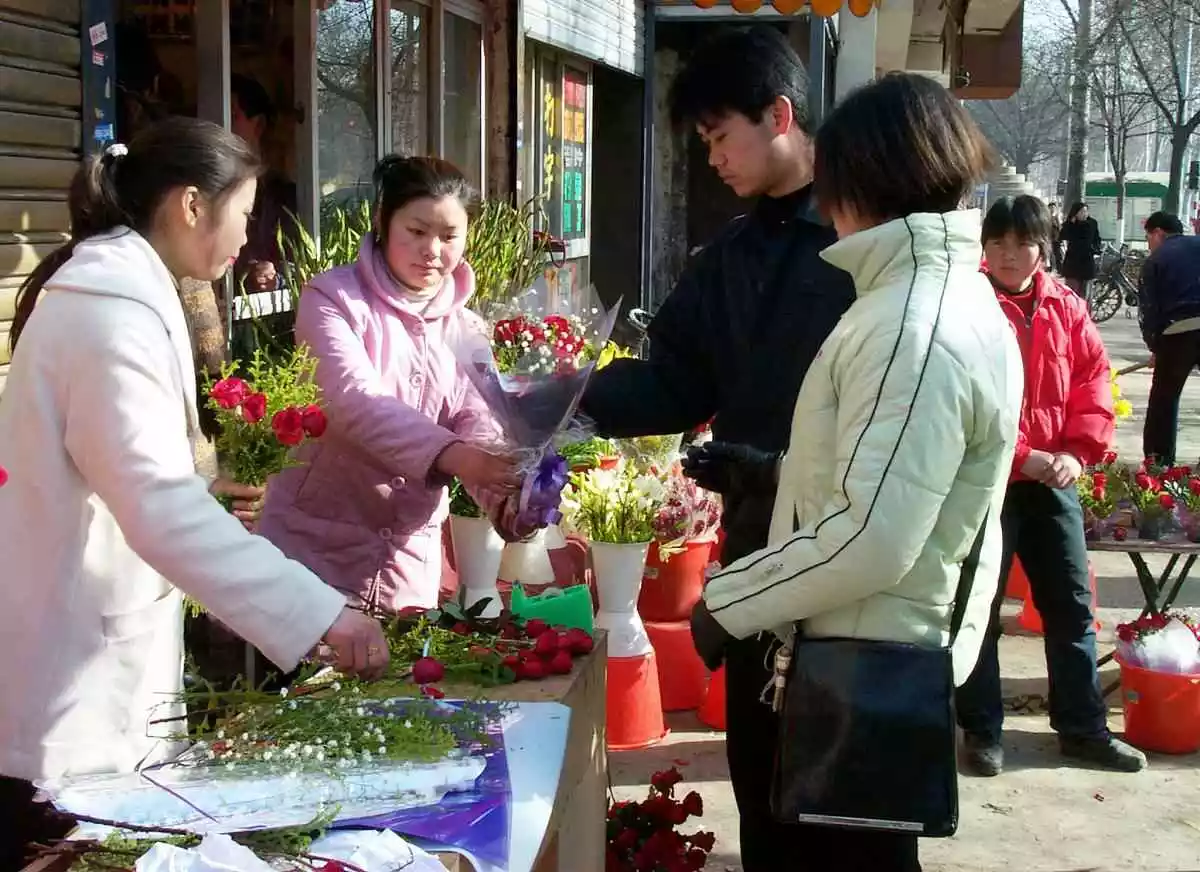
top-left (1092, 472), bottom-right (1107, 488)
top-left (241, 392), bottom-right (267, 424)
top-left (614, 826), bottom-right (640, 853)
top-left (494, 319), bottom-right (517, 344)
top-left (1181, 466), bottom-right (1194, 477)
top-left (271, 407), bottom-right (305, 446)
top-left (0, 465), bottom-right (8, 487)
top-left (1114, 526), bottom-right (1128, 541)
top-left (1117, 624), bottom-right (1136, 642)
top-left (1167, 466), bottom-right (1187, 482)
top-left (1103, 451), bottom-right (1118, 465)
top-left (1091, 487), bottom-right (1105, 501)
top-left (1189, 478), bottom-right (1200, 495)
top-left (650, 768), bottom-right (684, 794)
top-left (301, 404), bottom-right (327, 437)
top-left (420, 684), bottom-right (445, 699)
top-left (1160, 492), bottom-right (1176, 509)
top-left (543, 314), bottom-right (572, 335)
top-left (210, 377), bottom-right (250, 409)
top-left (681, 790), bottom-right (703, 817)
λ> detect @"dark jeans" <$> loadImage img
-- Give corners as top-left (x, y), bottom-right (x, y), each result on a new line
top-left (725, 634), bottom-right (921, 871)
top-left (1144, 329), bottom-right (1200, 466)
top-left (956, 481), bottom-right (1107, 743)
top-left (0, 775), bottom-right (74, 868)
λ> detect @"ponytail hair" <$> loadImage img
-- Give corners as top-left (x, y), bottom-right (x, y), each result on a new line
top-left (9, 116), bottom-right (261, 354)
top-left (372, 155), bottom-right (479, 244)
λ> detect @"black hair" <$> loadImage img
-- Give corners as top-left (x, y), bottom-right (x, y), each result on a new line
top-left (982, 195), bottom-right (1053, 262)
top-left (372, 155), bottom-right (479, 244)
top-left (668, 25), bottom-right (811, 133)
top-left (10, 116), bottom-right (261, 353)
top-left (1145, 210), bottom-right (1184, 236)
top-left (231, 73), bottom-right (275, 122)
top-left (1067, 201), bottom-right (1088, 221)
top-left (814, 73), bottom-right (993, 224)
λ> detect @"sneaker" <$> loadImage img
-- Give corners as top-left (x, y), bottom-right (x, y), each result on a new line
top-left (1060, 733), bottom-right (1148, 772)
top-left (961, 733), bottom-right (1004, 777)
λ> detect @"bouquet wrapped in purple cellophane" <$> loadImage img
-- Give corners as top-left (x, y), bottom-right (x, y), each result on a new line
top-left (450, 280), bottom-right (620, 530)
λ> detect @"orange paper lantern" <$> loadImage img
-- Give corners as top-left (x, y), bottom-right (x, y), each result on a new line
top-left (810, 0), bottom-right (843, 17)
top-left (847, 0), bottom-right (875, 15)
top-left (730, 0), bottom-right (764, 12)
top-left (772, 0), bottom-right (806, 12)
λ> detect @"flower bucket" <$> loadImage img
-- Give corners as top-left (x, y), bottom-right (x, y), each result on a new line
top-left (646, 619), bottom-right (708, 711)
top-left (591, 541), bottom-right (653, 658)
top-left (637, 540), bottom-right (713, 623)
top-left (449, 515), bottom-right (505, 619)
top-left (607, 653), bottom-right (669, 750)
top-left (1117, 657), bottom-right (1200, 754)
top-left (698, 666), bottom-right (727, 731)
top-left (1175, 507), bottom-right (1200, 543)
top-left (498, 528), bottom-right (556, 586)
top-left (1136, 509), bottom-right (1174, 542)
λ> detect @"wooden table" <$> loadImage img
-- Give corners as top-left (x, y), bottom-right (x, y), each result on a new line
top-left (1088, 539), bottom-right (1200, 695)
top-left (22, 634), bottom-right (608, 872)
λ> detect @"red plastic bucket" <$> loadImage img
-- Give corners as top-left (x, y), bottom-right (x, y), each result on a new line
top-left (1117, 658), bottom-right (1200, 754)
top-left (607, 653), bottom-right (669, 751)
top-left (1017, 562), bottom-right (1101, 634)
top-left (646, 619), bottom-right (708, 711)
top-left (638, 541), bottom-right (712, 623)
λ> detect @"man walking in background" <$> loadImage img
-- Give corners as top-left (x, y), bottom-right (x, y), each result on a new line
top-left (580, 26), bottom-right (857, 870)
top-left (1140, 211), bottom-right (1200, 465)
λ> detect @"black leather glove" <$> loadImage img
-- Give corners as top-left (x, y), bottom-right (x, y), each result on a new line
top-left (691, 600), bottom-right (732, 672)
top-left (681, 441), bottom-right (780, 496)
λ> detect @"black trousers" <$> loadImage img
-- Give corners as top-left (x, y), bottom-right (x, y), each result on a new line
top-left (957, 481), bottom-right (1106, 742)
top-left (0, 775), bottom-right (74, 869)
top-left (1144, 329), bottom-right (1200, 466)
top-left (725, 633), bottom-right (921, 872)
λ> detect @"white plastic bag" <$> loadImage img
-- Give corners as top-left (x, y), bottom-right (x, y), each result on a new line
top-left (1123, 618), bottom-right (1200, 674)
top-left (134, 834), bottom-right (272, 872)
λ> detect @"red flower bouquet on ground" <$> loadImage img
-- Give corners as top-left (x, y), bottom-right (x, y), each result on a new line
top-left (1116, 611), bottom-right (1200, 674)
top-left (606, 768), bottom-right (714, 872)
top-left (205, 346), bottom-right (326, 491)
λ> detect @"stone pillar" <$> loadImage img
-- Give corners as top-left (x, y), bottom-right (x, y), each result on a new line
top-left (834, 9), bottom-right (878, 103)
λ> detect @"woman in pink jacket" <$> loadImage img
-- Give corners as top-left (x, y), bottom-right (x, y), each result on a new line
top-left (259, 156), bottom-right (529, 612)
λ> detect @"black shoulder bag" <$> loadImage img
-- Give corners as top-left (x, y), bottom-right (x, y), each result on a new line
top-left (769, 516), bottom-right (988, 838)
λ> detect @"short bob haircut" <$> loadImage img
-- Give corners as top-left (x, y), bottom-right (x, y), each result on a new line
top-left (814, 73), bottom-right (994, 223)
top-left (982, 195), bottom-right (1054, 262)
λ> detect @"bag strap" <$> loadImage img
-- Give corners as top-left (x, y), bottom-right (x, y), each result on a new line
top-left (948, 511), bottom-right (989, 644)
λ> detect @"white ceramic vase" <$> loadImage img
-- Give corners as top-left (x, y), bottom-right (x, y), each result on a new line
top-left (498, 527), bottom-right (557, 586)
top-left (591, 540), bottom-right (653, 657)
top-left (449, 515), bottom-right (505, 618)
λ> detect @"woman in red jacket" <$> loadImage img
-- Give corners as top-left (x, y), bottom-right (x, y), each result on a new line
top-left (956, 195), bottom-right (1146, 776)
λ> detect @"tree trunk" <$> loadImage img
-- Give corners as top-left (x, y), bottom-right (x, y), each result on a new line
top-left (180, 278), bottom-right (227, 377)
top-left (1167, 129), bottom-right (1190, 214)
top-left (1065, 0), bottom-right (1093, 207)
top-left (1115, 171), bottom-right (1126, 245)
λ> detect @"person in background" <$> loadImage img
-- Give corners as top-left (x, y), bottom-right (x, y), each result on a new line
top-left (579, 26), bottom-right (856, 871)
top-left (1059, 201), bottom-right (1102, 299)
top-left (0, 118), bottom-right (387, 867)
top-left (1048, 200), bottom-right (1063, 272)
top-left (689, 72), bottom-right (1022, 871)
top-left (1140, 210), bottom-right (1200, 465)
top-left (230, 73), bottom-right (298, 295)
top-left (258, 155), bottom-right (536, 613)
top-left (957, 195), bottom-right (1146, 777)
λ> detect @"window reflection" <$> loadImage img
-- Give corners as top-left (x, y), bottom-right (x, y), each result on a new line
top-left (390, 1), bottom-right (427, 158)
top-left (316, 0), bottom-right (377, 209)
top-left (444, 13), bottom-right (483, 186)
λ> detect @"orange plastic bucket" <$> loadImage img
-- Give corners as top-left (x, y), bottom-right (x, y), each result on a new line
top-left (1005, 557), bottom-right (1030, 600)
top-left (698, 666), bottom-right (727, 731)
top-left (1117, 658), bottom-right (1200, 754)
top-left (646, 619), bottom-right (708, 711)
top-left (607, 653), bottom-right (669, 750)
top-left (638, 541), bottom-right (713, 623)
top-left (1017, 563), bottom-right (1101, 634)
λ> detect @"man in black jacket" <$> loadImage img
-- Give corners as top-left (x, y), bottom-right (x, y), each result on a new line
top-left (580, 27), bottom-right (859, 870)
top-left (1141, 211), bottom-right (1200, 464)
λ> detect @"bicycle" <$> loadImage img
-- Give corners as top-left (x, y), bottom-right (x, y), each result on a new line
top-left (1087, 244), bottom-right (1141, 324)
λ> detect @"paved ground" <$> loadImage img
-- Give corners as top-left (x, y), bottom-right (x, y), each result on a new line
top-left (611, 313), bottom-right (1200, 871)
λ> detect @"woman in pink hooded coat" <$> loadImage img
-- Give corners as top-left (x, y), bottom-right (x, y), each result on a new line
top-left (259, 156), bottom-right (530, 612)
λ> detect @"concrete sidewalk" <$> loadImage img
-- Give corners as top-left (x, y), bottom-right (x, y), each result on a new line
top-left (610, 314), bottom-right (1200, 871)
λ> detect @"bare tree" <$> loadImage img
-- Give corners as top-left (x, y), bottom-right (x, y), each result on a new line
top-left (1116, 0), bottom-right (1200, 212)
top-left (969, 40), bottom-right (1071, 176)
top-left (1090, 44), bottom-right (1157, 241)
